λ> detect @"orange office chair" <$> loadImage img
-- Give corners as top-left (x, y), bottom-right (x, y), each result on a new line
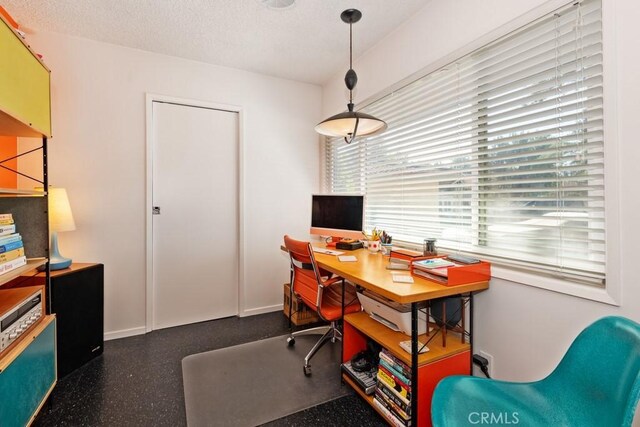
top-left (284, 235), bottom-right (361, 376)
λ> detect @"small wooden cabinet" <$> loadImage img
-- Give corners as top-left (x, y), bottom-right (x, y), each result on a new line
top-left (22, 263), bottom-right (104, 377)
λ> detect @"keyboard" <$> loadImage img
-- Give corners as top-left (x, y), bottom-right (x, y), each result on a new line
top-left (312, 247), bottom-right (343, 256)
top-left (341, 361), bottom-right (377, 395)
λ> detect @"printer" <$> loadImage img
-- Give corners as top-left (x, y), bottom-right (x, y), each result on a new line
top-left (356, 290), bottom-right (427, 336)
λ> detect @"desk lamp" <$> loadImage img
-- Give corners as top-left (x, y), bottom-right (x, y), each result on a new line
top-left (48, 187), bottom-right (76, 270)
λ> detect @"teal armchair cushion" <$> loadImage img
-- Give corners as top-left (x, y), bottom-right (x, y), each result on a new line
top-left (432, 316), bottom-right (640, 427)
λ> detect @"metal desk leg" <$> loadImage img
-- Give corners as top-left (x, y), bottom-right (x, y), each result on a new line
top-left (341, 278), bottom-right (346, 378)
top-left (411, 302), bottom-right (419, 425)
top-left (469, 292), bottom-right (474, 373)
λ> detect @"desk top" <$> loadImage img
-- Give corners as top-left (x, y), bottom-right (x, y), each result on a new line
top-left (312, 247), bottom-right (489, 304)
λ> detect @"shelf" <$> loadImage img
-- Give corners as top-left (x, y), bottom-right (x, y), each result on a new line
top-left (0, 258), bottom-right (47, 287)
top-left (0, 188), bottom-right (45, 196)
top-left (345, 311), bottom-right (470, 367)
top-left (342, 374), bottom-right (380, 410)
top-left (0, 314), bottom-right (55, 372)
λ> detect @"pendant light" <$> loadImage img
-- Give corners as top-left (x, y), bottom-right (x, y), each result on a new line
top-left (315, 9), bottom-right (387, 144)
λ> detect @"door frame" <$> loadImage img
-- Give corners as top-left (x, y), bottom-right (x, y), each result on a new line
top-left (144, 93), bottom-right (245, 333)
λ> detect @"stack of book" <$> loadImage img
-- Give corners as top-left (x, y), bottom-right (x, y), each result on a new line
top-left (373, 348), bottom-right (413, 426)
top-left (0, 213), bottom-right (27, 276)
top-left (411, 257), bottom-right (455, 283)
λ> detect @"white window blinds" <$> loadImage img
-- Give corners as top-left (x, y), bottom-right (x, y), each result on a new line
top-left (324, 0), bottom-right (605, 285)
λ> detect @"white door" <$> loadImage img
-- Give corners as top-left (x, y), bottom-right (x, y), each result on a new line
top-left (151, 101), bottom-right (239, 330)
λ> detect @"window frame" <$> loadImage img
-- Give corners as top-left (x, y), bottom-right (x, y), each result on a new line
top-left (321, 0), bottom-right (620, 305)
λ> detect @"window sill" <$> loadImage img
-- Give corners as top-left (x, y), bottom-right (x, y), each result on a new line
top-left (490, 265), bottom-right (619, 307)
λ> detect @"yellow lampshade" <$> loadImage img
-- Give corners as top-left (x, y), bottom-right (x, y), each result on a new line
top-left (48, 187), bottom-right (76, 233)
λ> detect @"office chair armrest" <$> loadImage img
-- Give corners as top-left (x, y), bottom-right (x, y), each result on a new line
top-left (321, 276), bottom-right (344, 287)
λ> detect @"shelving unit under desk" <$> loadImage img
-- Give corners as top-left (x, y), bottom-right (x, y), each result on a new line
top-left (312, 247), bottom-right (489, 427)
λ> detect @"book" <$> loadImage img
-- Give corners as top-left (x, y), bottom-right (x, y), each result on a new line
top-left (377, 366), bottom-right (411, 401)
top-left (377, 379), bottom-right (410, 406)
top-left (375, 388), bottom-right (411, 421)
top-left (378, 365), bottom-right (411, 392)
top-left (379, 358), bottom-right (411, 386)
top-left (377, 379), bottom-right (411, 413)
top-left (380, 348), bottom-right (411, 376)
top-left (0, 213), bottom-right (13, 221)
top-left (0, 239), bottom-right (23, 255)
top-left (0, 218), bottom-right (14, 226)
top-left (0, 247), bottom-right (25, 264)
top-left (412, 258), bottom-right (455, 269)
top-left (0, 224), bottom-right (16, 237)
top-left (373, 397), bottom-right (410, 427)
top-left (0, 233), bottom-right (22, 246)
top-left (0, 255), bottom-right (26, 276)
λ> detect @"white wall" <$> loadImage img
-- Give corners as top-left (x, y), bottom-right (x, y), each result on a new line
top-left (322, 0), bottom-right (640, 383)
top-left (27, 31), bottom-right (321, 337)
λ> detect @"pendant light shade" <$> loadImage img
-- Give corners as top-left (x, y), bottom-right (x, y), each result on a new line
top-left (315, 110), bottom-right (387, 138)
top-left (316, 9), bottom-right (387, 144)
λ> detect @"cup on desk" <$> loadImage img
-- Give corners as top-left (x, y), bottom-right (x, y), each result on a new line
top-left (368, 240), bottom-right (380, 253)
top-left (381, 243), bottom-right (393, 255)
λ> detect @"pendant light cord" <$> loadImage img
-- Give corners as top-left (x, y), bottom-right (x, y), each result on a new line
top-left (349, 20), bottom-right (353, 105)
top-left (344, 17), bottom-right (358, 144)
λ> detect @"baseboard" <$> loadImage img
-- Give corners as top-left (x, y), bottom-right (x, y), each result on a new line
top-left (240, 304), bottom-right (283, 317)
top-left (104, 326), bottom-right (146, 341)
top-left (106, 307), bottom-right (284, 337)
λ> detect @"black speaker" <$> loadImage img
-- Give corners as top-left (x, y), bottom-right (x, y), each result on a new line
top-left (49, 263), bottom-right (104, 377)
top-left (430, 296), bottom-right (462, 328)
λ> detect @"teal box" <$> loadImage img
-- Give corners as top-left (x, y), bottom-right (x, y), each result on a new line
top-left (0, 318), bottom-right (56, 427)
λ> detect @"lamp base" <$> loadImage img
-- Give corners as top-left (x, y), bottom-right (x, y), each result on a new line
top-left (50, 255), bottom-right (72, 271)
top-left (50, 231), bottom-right (72, 270)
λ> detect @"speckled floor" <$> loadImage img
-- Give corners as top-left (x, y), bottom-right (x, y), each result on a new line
top-left (33, 311), bottom-right (386, 427)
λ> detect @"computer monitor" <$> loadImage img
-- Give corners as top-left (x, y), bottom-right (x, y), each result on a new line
top-left (310, 194), bottom-right (364, 243)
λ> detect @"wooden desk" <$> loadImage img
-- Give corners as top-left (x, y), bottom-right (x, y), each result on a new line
top-left (308, 246), bottom-right (490, 426)
top-left (313, 247), bottom-right (488, 303)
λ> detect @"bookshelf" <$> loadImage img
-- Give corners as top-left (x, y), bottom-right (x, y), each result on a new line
top-left (0, 10), bottom-right (56, 427)
top-left (343, 313), bottom-right (471, 427)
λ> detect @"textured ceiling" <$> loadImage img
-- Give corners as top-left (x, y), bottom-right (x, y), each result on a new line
top-left (3, 0), bottom-right (430, 85)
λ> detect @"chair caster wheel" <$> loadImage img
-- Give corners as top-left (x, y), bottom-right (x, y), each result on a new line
top-left (287, 337), bottom-right (295, 347)
top-left (304, 365), bottom-right (312, 376)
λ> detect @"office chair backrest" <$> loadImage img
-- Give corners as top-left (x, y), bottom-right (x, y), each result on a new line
top-left (545, 316), bottom-right (640, 426)
top-left (284, 235), bottom-right (322, 310)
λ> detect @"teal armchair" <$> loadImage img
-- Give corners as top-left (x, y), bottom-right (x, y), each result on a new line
top-left (432, 316), bottom-right (640, 427)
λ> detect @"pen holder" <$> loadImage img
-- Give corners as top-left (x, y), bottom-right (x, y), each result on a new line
top-left (423, 238), bottom-right (437, 256)
top-left (381, 243), bottom-right (393, 255)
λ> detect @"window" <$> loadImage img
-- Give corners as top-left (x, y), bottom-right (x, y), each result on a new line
top-left (324, 0), bottom-right (604, 286)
